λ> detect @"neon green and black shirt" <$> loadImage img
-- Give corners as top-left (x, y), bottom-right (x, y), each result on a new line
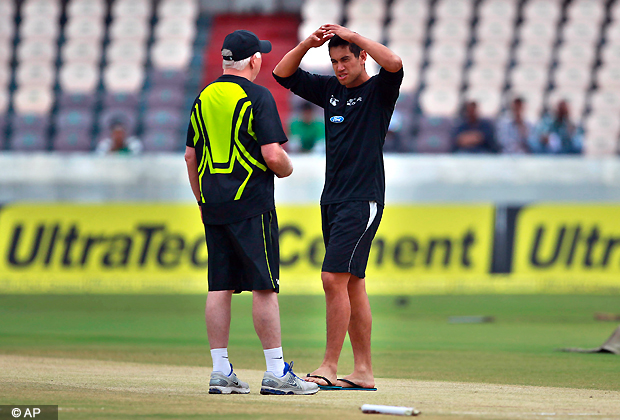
top-left (186, 74), bottom-right (288, 225)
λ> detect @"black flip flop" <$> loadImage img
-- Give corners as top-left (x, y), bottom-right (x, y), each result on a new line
top-left (337, 378), bottom-right (377, 391)
top-left (306, 374), bottom-right (342, 390)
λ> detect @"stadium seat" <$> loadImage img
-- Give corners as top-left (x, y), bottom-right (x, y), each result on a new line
top-left (0, 1), bottom-right (14, 19)
top-left (557, 42), bottom-right (597, 66)
top-left (431, 19), bottom-right (470, 43)
top-left (106, 40), bottom-right (147, 64)
top-left (151, 40), bottom-right (192, 70)
top-left (584, 111), bottom-right (620, 135)
top-left (142, 129), bottom-right (180, 152)
top-left (386, 20), bottom-right (426, 43)
top-left (0, 89), bottom-right (8, 114)
top-left (59, 63), bottom-right (100, 93)
top-left (11, 113), bottom-right (49, 131)
top-left (111, 0), bottom-right (151, 19)
top-left (606, 22), bottom-right (620, 44)
top-left (155, 18), bottom-right (197, 42)
top-left (0, 67), bottom-right (10, 89)
top-left (390, 0), bottom-right (429, 23)
top-left (425, 63), bottom-right (462, 87)
top-left (388, 42), bottom-right (424, 67)
top-left (109, 18), bottom-right (149, 41)
top-left (596, 65), bottom-right (620, 89)
top-left (10, 131), bottom-right (48, 151)
top-left (0, 30), bottom-right (12, 58)
top-left (13, 87), bottom-right (54, 114)
top-left (20, 16), bottom-right (59, 40)
top-left (476, 18), bottom-right (513, 44)
top-left (567, 0), bottom-right (606, 23)
top-left (514, 42), bottom-right (553, 65)
top-left (613, 1), bottom-right (620, 22)
top-left (465, 87), bottom-right (502, 117)
top-left (301, 0), bottom-right (343, 23)
top-left (149, 69), bottom-right (188, 88)
top-left (467, 64), bottom-right (505, 89)
top-left (65, 17), bottom-right (105, 40)
top-left (562, 20), bottom-right (600, 44)
top-left (143, 108), bottom-right (183, 131)
top-left (414, 116), bottom-right (454, 153)
top-left (583, 130), bottom-right (619, 155)
top-left (346, 20), bottom-right (383, 44)
top-left (17, 40), bottom-right (56, 63)
top-left (510, 65), bottom-right (548, 90)
top-left (53, 129), bottom-right (93, 152)
top-left (146, 87), bottom-right (186, 109)
top-left (519, 21), bottom-right (556, 43)
top-left (399, 69), bottom-right (420, 94)
top-left (22, 0), bottom-right (61, 19)
top-left (57, 92), bottom-right (97, 111)
top-left (54, 109), bottom-right (94, 131)
top-left (102, 92), bottom-right (140, 109)
top-left (428, 42), bottom-right (467, 64)
top-left (600, 43), bottom-right (620, 65)
top-left (158, 0), bottom-right (199, 20)
top-left (104, 63), bottom-right (145, 93)
top-left (478, 0), bottom-right (516, 22)
top-left (522, 0), bottom-right (562, 23)
top-left (347, 0), bottom-right (387, 22)
top-left (435, 0), bottom-right (473, 22)
top-left (472, 42), bottom-right (510, 64)
top-left (590, 90), bottom-right (620, 113)
top-left (553, 65), bottom-right (591, 89)
top-left (419, 87), bottom-right (460, 117)
top-left (66, 0), bottom-right (106, 19)
top-left (16, 63), bottom-right (55, 88)
top-left (62, 40), bottom-right (102, 64)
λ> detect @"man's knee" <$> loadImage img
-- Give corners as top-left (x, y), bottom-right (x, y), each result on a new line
top-left (321, 272), bottom-right (350, 293)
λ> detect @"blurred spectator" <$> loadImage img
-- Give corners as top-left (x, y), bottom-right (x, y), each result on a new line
top-left (452, 101), bottom-right (499, 153)
top-left (288, 102), bottom-right (324, 153)
top-left (496, 97), bottom-right (533, 154)
top-left (529, 100), bottom-right (583, 154)
top-left (95, 120), bottom-right (143, 155)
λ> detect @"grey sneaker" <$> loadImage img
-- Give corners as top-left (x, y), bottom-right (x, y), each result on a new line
top-left (260, 361), bottom-right (319, 395)
top-left (209, 364), bottom-right (250, 394)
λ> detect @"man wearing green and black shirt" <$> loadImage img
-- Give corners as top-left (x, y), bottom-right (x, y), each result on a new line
top-left (185, 29), bottom-right (318, 396)
top-left (274, 24), bottom-right (403, 391)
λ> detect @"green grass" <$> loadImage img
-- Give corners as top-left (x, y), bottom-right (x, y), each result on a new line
top-left (1, 294), bottom-right (620, 391)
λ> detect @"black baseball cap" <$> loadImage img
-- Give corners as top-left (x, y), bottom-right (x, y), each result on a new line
top-left (221, 30), bottom-right (272, 61)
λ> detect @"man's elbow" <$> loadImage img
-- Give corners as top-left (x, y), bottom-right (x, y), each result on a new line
top-left (386, 55), bottom-right (403, 73)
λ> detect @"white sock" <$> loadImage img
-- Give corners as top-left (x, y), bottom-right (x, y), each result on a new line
top-left (264, 347), bottom-right (285, 377)
top-left (210, 348), bottom-right (231, 376)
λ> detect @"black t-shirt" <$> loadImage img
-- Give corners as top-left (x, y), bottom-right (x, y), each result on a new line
top-left (274, 67), bottom-right (403, 206)
top-left (187, 75), bottom-right (287, 225)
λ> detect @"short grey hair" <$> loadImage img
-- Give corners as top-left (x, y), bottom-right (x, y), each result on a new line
top-left (222, 52), bottom-right (261, 70)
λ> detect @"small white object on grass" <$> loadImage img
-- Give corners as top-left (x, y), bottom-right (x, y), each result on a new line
top-left (361, 404), bottom-right (421, 416)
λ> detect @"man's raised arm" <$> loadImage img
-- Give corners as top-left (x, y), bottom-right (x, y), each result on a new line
top-left (273, 28), bottom-right (333, 78)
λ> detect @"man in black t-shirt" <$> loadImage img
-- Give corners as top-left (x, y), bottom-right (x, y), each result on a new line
top-left (274, 24), bottom-right (403, 391)
top-left (185, 29), bottom-right (317, 396)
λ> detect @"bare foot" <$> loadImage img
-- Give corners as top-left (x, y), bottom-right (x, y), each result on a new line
top-left (305, 368), bottom-right (337, 387)
top-left (336, 375), bottom-right (375, 389)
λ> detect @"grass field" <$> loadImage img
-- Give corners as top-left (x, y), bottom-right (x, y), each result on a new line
top-left (2, 294), bottom-right (620, 419)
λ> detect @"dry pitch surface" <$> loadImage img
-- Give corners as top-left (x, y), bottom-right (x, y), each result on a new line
top-left (2, 355), bottom-right (620, 420)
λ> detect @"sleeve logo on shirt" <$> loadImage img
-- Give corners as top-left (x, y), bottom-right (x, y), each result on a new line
top-left (347, 97), bottom-right (363, 106)
top-left (330, 116), bottom-right (345, 123)
top-left (330, 95), bottom-right (339, 106)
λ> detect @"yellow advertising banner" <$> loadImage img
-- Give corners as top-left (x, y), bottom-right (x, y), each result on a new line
top-left (0, 203), bottom-right (496, 294)
top-left (1, 202), bottom-right (619, 294)
top-left (512, 204), bottom-right (620, 292)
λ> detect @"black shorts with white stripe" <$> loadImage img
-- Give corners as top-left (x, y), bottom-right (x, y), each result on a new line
top-left (203, 210), bottom-right (279, 293)
top-left (321, 201), bottom-right (383, 279)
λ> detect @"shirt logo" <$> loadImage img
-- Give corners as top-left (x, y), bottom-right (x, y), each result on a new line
top-left (330, 95), bottom-right (339, 106)
top-left (347, 97), bottom-right (363, 106)
top-left (330, 116), bottom-right (344, 123)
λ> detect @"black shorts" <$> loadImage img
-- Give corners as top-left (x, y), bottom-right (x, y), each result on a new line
top-left (203, 210), bottom-right (279, 293)
top-left (321, 201), bottom-right (383, 279)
